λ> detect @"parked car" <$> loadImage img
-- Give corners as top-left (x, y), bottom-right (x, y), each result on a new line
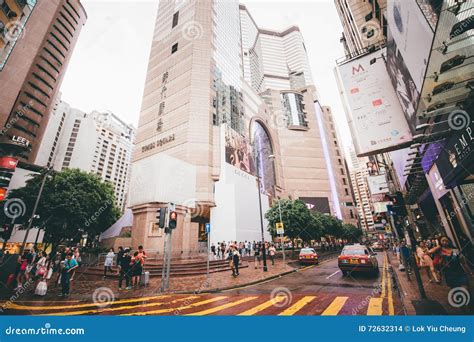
top-left (338, 244), bottom-right (378, 275)
top-left (298, 248), bottom-right (319, 265)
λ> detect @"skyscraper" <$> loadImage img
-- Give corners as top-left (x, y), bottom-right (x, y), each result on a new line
top-left (129, 0), bottom-right (347, 255)
top-left (0, 0), bottom-right (87, 163)
top-left (334, 0), bottom-right (386, 57)
top-left (34, 98), bottom-right (135, 212)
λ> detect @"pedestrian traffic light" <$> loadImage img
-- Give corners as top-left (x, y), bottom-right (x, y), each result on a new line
top-left (386, 191), bottom-right (407, 217)
top-left (0, 224), bottom-right (13, 241)
top-left (156, 207), bottom-right (167, 228)
top-left (0, 157), bottom-right (18, 189)
top-left (169, 211), bottom-right (177, 229)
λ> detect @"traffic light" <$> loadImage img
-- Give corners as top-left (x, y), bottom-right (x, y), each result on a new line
top-left (0, 224), bottom-right (13, 241)
top-left (169, 211), bottom-right (177, 229)
top-left (386, 191), bottom-right (407, 217)
top-left (156, 207), bottom-right (167, 228)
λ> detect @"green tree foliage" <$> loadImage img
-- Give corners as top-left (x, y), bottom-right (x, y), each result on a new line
top-left (6, 168), bottom-right (120, 249)
top-left (265, 199), bottom-right (363, 243)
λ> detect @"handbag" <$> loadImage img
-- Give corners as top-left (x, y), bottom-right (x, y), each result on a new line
top-left (35, 280), bottom-right (48, 296)
top-left (37, 266), bottom-right (46, 277)
top-left (46, 267), bottom-right (53, 279)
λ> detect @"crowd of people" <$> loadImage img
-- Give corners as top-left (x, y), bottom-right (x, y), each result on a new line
top-left (391, 235), bottom-right (472, 294)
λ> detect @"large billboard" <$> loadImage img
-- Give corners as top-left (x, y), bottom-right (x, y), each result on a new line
top-left (387, 0), bottom-right (434, 91)
top-left (224, 125), bottom-right (255, 175)
top-left (335, 49), bottom-right (412, 156)
top-left (367, 175), bottom-right (388, 195)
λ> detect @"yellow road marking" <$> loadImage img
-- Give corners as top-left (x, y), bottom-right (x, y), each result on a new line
top-left (367, 297), bottom-right (383, 315)
top-left (381, 254), bottom-right (386, 298)
top-left (9, 294), bottom-right (170, 311)
top-left (237, 296), bottom-right (286, 316)
top-left (41, 296), bottom-right (198, 316)
top-left (122, 296), bottom-right (227, 316)
top-left (278, 296), bottom-right (316, 316)
top-left (187, 297), bottom-right (258, 316)
top-left (386, 257), bottom-right (394, 315)
top-left (321, 296), bottom-right (348, 316)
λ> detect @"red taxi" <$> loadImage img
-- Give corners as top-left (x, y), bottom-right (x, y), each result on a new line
top-left (338, 244), bottom-right (378, 275)
top-left (298, 248), bottom-right (319, 265)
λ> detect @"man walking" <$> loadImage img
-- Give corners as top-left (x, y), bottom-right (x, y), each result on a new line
top-left (59, 253), bottom-right (78, 297)
top-left (231, 245), bottom-right (240, 277)
top-left (118, 249), bottom-right (132, 290)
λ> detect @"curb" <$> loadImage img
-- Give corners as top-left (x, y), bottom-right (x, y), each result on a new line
top-left (386, 251), bottom-right (409, 315)
top-left (171, 253), bottom-right (338, 295)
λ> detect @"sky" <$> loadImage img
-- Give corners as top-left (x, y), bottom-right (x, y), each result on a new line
top-left (60, 0), bottom-right (353, 152)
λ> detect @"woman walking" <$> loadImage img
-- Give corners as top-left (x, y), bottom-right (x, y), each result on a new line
top-left (130, 251), bottom-right (143, 288)
top-left (103, 248), bottom-right (115, 279)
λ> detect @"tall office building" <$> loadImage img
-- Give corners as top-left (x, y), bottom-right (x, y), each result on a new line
top-left (334, 0), bottom-right (386, 57)
top-left (348, 147), bottom-right (374, 232)
top-left (35, 99), bottom-right (135, 212)
top-left (129, 0), bottom-right (345, 255)
top-left (0, 0), bottom-right (87, 162)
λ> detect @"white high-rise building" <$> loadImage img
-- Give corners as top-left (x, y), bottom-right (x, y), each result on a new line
top-left (36, 99), bottom-right (135, 212)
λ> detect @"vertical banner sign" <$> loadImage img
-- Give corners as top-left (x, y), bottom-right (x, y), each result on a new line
top-left (335, 48), bottom-right (412, 156)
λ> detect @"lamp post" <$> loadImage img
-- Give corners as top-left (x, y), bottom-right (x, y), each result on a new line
top-left (254, 147), bottom-right (268, 272)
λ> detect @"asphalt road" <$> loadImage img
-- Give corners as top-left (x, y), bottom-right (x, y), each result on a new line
top-left (1, 252), bottom-right (403, 316)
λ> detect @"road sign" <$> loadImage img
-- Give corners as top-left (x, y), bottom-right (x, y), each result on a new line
top-left (205, 223), bottom-right (210, 234)
top-left (276, 222), bottom-right (284, 235)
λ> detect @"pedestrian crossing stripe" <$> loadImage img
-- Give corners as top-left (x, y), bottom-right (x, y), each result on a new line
top-left (237, 296), bottom-right (286, 316)
top-left (122, 296), bottom-right (228, 316)
top-left (321, 296), bottom-right (348, 315)
top-left (367, 297), bottom-right (383, 315)
top-left (8, 294), bottom-right (171, 311)
top-left (278, 296), bottom-right (316, 316)
top-left (186, 297), bottom-right (258, 316)
top-left (40, 296), bottom-right (199, 316)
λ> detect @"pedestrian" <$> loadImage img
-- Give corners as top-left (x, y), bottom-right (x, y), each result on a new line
top-left (430, 236), bottom-right (472, 290)
top-left (232, 245), bottom-right (240, 276)
top-left (130, 251), bottom-right (143, 288)
top-left (399, 240), bottom-right (412, 274)
top-left (138, 245), bottom-right (147, 266)
top-left (59, 253), bottom-right (78, 297)
top-left (116, 246), bottom-right (124, 275)
top-left (103, 248), bottom-right (115, 279)
top-left (220, 243), bottom-right (225, 260)
top-left (269, 244), bottom-right (276, 265)
top-left (211, 243), bottom-right (216, 259)
top-left (254, 243), bottom-right (261, 269)
top-left (416, 241), bottom-right (440, 283)
top-left (118, 249), bottom-right (132, 290)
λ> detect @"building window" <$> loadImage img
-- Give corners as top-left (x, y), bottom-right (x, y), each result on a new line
top-left (171, 43), bottom-right (178, 54)
top-left (345, 188), bottom-right (349, 196)
top-left (172, 11), bottom-right (179, 28)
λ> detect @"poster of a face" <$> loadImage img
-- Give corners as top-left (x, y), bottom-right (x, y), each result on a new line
top-left (225, 125), bottom-right (255, 175)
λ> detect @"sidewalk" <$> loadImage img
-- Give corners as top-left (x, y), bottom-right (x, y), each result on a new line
top-left (387, 251), bottom-right (473, 315)
top-left (0, 257), bottom-right (302, 302)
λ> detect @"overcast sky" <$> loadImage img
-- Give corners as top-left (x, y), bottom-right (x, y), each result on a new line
top-left (60, 0), bottom-right (352, 151)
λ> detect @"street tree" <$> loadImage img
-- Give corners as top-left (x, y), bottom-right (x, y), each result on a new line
top-left (341, 223), bottom-right (363, 242)
top-left (6, 168), bottom-right (120, 250)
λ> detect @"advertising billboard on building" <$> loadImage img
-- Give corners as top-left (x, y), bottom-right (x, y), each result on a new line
top-left (367, 174), bottom-right (388, 195)
top-left (387, 0), bottom-right (434, 91)
top-left (335, 49), bottom-right (412, 156)
top-left (224, 125), bottom-right (255, 175)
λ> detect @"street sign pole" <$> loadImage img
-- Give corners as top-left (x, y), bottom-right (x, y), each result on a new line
top-left (206, 223), bottom-right (210, 286)
top-left (278, 200), bottom-right (285, 264)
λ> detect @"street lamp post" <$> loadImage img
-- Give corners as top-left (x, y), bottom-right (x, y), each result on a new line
top-left (20, 167), bottom-right (52, 254)
top-left (254, 149), bottom-right (268, 272)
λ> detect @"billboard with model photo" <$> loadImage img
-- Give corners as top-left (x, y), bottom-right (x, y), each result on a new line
top-left (225, 125), bottom-right (255, 175)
